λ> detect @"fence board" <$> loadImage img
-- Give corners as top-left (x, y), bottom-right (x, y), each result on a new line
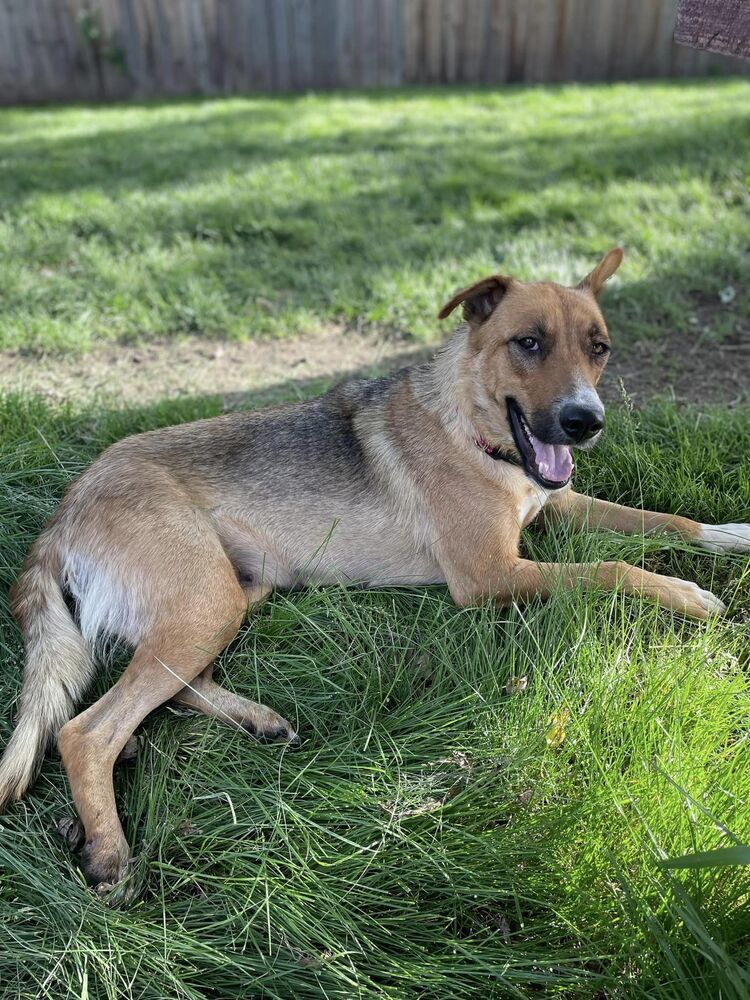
top-left (379, 0), bottom-right (401, 86)
top-left (335, 0), bottom-right (355, 86)
top-left (208, 0), bottom-right (228, 92)
top-left (243, 0), bottom-right (271, 91)
top-left (290, 0), bottom-right (313, 89)
top-left (1, 0), bottom-right (748, 105)
top-left (424, 0), bottom-right (442, 83)
top-left (0, 3), bottom-right (18, 99)
top-left (311, 0), bottom-right (337, 88)
top-left (357, 0), bottom-right (376, 87)
top-left (5, 0), bottom-right (29, 97)
top-left (484, 0), bottom-right (510, 83)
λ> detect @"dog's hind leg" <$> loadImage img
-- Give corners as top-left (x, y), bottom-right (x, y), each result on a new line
top-left (171, 576), bottom-right (298, 744)
top-left (57, 570), bottom-right (248, 894)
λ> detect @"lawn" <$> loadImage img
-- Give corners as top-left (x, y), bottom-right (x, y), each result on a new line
top-left (0, 79), bottom-right (748, 352)
top-left (1, 81), bottom-right (750, 999)
top-left (1, 389), bottom-right (750, 998)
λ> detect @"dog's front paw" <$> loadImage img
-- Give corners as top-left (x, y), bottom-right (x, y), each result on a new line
top-left (649, 574), bottom-right (727, 619)
top-left (675, 581), bottom-right (727, 619)
top-left (698, 523), bottom-right (750, 554)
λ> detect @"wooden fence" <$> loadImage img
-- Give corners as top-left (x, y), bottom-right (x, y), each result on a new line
top-left (0, 0), bottom-right (747, 105)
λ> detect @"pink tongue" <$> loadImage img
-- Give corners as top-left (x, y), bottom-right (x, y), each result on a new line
top-left (529, 434), bottom-right (573, 482)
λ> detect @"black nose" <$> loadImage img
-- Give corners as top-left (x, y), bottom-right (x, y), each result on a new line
top-left (559, 403), bottom-right (604, 443)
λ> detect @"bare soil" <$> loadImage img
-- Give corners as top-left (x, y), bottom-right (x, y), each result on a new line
top-left (2, 320), bottom-right (749, 411)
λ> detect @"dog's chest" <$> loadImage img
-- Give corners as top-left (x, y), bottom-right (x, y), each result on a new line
top-left (517, 484), bottom-right (551, 528)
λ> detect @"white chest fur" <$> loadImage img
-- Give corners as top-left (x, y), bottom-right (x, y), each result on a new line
top-left (517, 483), bottom-right (552, 528)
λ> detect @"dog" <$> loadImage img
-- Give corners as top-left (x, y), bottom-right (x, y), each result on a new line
top-left (2, 248), bottom-right (749, 894)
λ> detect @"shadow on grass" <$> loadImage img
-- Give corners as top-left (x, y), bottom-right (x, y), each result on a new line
top-left (0, 80), bottom-right (748, 352)
top-left (0, 85), bottom-right (746, 205)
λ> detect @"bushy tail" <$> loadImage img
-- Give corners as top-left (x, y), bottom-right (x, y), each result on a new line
top-left (0, 557), bottom-right (95, 809)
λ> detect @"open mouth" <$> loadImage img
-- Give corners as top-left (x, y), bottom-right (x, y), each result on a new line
top-left (507, 398), bottom-right (573, 490)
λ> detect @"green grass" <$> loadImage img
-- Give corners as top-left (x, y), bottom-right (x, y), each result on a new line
top-left (1, 388), bottom-right (749, 998)
top-left (1, 79), bottom-right (749, 352)
top-left (1, 79), bottom-right (750, 997)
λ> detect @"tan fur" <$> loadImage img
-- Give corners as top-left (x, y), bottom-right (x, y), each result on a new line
top-left (544, 490), bottom-right (703, 540)
top-left (2, 249), bottom-right (745, 893)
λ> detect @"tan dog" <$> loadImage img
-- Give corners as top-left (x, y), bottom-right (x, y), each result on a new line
top-left (2, 248), bottom-right (749, 894)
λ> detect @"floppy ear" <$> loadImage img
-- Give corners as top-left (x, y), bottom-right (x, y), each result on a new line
top-left (578, 248), bottom-right (624, 298)
top-left (437, 275), bottom-right (512, 324)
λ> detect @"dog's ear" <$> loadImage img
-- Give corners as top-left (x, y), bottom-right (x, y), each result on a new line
top-left (578, 248), bottom-right (623, 298)
top-left (438, 275), bottom-right (512, 324)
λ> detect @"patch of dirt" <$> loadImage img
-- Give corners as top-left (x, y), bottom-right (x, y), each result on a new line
top-left (601, 325), bottom-right (750, 408)
top-left (2, 319), bottom-right (749, 410)
top-left (1, 328), bottom-right (425, 410)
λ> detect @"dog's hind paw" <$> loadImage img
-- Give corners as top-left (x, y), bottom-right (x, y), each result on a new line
top-left (242, 715), bottom-right (302, 748)
top-left (699, 523), bottom-right (750, 554)
top-left (80, 832), bottom-right (131, 894)
top-left (116, 734), bottom-right (139, 765)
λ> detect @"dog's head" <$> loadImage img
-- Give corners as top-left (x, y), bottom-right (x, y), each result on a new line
top-left (438, 249), bottom-right (622, 490)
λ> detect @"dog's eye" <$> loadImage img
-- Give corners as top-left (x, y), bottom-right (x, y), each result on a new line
top-left (592, 342), bottom-right (610, 356)
top-left (517, 336), bottom-right (540, 352)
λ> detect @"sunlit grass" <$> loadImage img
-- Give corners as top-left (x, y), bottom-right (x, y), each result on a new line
top-left (0, 79), bottom-right (748, 351)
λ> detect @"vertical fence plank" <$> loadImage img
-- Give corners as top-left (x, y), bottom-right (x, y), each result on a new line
top-left (151, 0), bottom-right (176, 93)
top-left (506, 0), bottom-right (528, 83)
top-left (30, 0), bottom-right (57, 98)
top-left (520, 0), bottom-right (550, 83)
top-left (189, 0), bottom-right (211, 92)
top-left (312, 0), bottom-right (338, 88)
top-left (226, 0), bottom-right (246, 92)
top-left (358, 0), bottom-right (378, 87)
top-left (215, 0), bottom-right (232, 92)
top-left (401, 0), bottom-right (423, 84)
top-left (289, 0), bottom-right (313, 90)
top-left (209, 0), bottom-right (225, 93)
top-left (6, 0), bottom-right (33, 100)
top-left (234, 0), bottom-right (248, 91)
top-left (136, 0), bottom-right (156, 93)
top-left (91, 0), bottom-right (123, 100)
top-left (53, 0), bottom-right (81, 101)
top-left (168, 0), bottom-right (190, 93)
top-left (244, 0), bottom-right (272, 92)
top-left (119, 0), bottom-right (145, 95)
top-left (443, 0), bottom-right (460, 84)
top-left (378, 0), bottom-right (402, 86)
top-left (484, 0), bottom-right (511, 83)
top-left (63, 0), bottom-right (93, 101)
top-left (579, 0), bottom-right (611, 81)
top-left (0, 2), bottom-right (20, 101)
top-left (137, 0), bottom-right (158, 93)
top-left (390, 0), bottom-right (405, 85)
top-left (552, 0), bottom-right (578, 82)
top-left (635, 0), bottom-right (664, 77)
top-left (267, 0), bottom-right (291, 91)
top-left (462, 0), bottom-right (487, 82)
top-left (52, 0), bottom-right (79, 97)
top-left (336, 0), bottom-right (357, 87)
top-left (651, 0), bottom-right (677, 76)
top-left (424, 0), bottom-right (443, 83)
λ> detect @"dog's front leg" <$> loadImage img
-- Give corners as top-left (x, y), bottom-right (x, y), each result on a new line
top-left (546, 490), bottom-right (750, 553)
top-left (449, 558), bottom-right (726, 620)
